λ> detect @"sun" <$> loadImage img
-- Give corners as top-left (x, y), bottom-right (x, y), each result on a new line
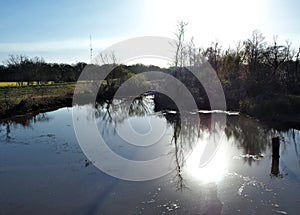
top-left (143, 0), bottom-right (264, 48)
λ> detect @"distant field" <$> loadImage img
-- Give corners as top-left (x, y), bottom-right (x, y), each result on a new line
top-left (0, 82), bottom-right (76, 107)
top-left (0, 82), bottom-right (27, 87)
top-left (0, 81), bottom-right (54, 87)
top-left (0, 82), bottom-right (94, 104)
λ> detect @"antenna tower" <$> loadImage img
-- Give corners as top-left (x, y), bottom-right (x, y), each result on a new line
top-left (90, 34), bottom-right (93, 63)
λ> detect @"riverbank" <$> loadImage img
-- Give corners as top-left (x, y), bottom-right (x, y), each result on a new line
top-left (0, 83), bottom-right (75, 119)
top-left (1, 83), bottom-right (300, 128)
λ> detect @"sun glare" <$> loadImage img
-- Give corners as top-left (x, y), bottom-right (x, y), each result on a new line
top-left (186, 131), bottom-right (228, 183)
top-left (144, 0), bottom-right (265, 47)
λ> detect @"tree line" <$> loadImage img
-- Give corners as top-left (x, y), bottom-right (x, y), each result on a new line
top-left (173, 23), bottom-right (300, 98)
top-left (0, 55), bottom-right (87, 84)
top-left (2, 28), bottom-right (299, 96)
top-left (1, 28), bottom-right (300, 103)
top-left (0, 54), bottom-right (167, 85)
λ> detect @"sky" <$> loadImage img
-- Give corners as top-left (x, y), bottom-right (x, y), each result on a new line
top-left (0, 0), bottom-right (299, 65)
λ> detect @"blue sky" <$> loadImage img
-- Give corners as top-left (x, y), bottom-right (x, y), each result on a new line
top-left (0, 0), bottom-right (299, 64)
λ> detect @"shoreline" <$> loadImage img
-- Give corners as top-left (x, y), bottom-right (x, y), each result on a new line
top-left (1, 97), bottom-right (299, 131)
top-left (1, 85), bottom-right (299, 129)
top-left (0, 83), bottom-right (75, 119)
top-left (0, 96), bottom-right (73, 120)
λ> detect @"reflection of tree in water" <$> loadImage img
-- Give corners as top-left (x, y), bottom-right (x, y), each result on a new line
top-left (292, 129), bottom-right (300, 163)
top-left (94, 96), bottom-right (201, 190)
top-left (33, 113), bottom-right (52, 123)
top-left (281, 128), bottom-right (300, 164)
top-left (94, 95), bottom-right (298, 187)
top-left (165, 112), bottom-right (230, 190)
top-left (95, 96), bottom-right (153, 120)
top-left (0, 121), bottom-right (11, 141)
top-left (5, 121), bottom-right (11, 141)
top-left (0, 112), bottom-right (53, 142)
top-left (95, 96), bottom-right (230, 190)
top-left (224, 116), bottom-right (270, 165)
top-left (94, 96), bottom-right (155, 136)
top-left (166, 114), bottom-right (186, 190)
top-left (164, 112), bottom-right (202, 190)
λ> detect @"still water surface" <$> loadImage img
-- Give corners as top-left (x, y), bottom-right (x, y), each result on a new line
top-left (0, 96), bottom-right (300, 214)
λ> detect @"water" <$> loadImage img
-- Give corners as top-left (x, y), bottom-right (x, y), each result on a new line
top-left (0, 96), bottom-right (300, 214)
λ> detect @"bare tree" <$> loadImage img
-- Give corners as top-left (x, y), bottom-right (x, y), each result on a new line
top-left (4, 54), bottom-right (28, 67)
top-left (296, 47), bottom-right (300, 71)
top-left (295, 46), bottom-right (300, 87)
top-left (234, 40), bottom-right (244, 55)
top-left (204, 40), bottom-right (221, 74)
top-left (95, 51), bottom-right (118, 66)
top-left (174, 21), bottom-right (188, 67)
top-left (264, 35), bottom-right (288, 74)
top-left (243, 30), bottom-right (266, 68)
top-left (187, 37), bottom-right (197, 66)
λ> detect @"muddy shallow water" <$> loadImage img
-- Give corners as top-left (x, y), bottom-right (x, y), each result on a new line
top-left (0, 97), bottom-right (299, 214)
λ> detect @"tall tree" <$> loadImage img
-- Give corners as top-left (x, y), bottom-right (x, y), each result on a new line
top-left (174, 21), bottom-right (188, 68)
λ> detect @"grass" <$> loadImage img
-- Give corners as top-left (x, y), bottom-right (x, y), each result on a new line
top-left (0, 79), bottom-right (141, 117)
top-left (0, 83), bottom-right (75, 103)
top-left (0, 81), bottom-right (55, 87)
top-left (0, 82), bottom-right (82, 117)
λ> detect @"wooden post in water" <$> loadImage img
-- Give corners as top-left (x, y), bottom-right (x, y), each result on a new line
top-left (272, 137), bottom-right (280, 159)
top-left (271, 136), bottom-right (280, 176)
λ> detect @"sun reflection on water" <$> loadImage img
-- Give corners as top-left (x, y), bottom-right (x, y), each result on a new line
top-left (186, 131), bottom-right (229, 183)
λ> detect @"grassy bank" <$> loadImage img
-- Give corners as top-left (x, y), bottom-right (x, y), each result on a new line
top-left (1, 82), bottom-right (300, 128)
top-left (0, 83), bottom-right (76, 118)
